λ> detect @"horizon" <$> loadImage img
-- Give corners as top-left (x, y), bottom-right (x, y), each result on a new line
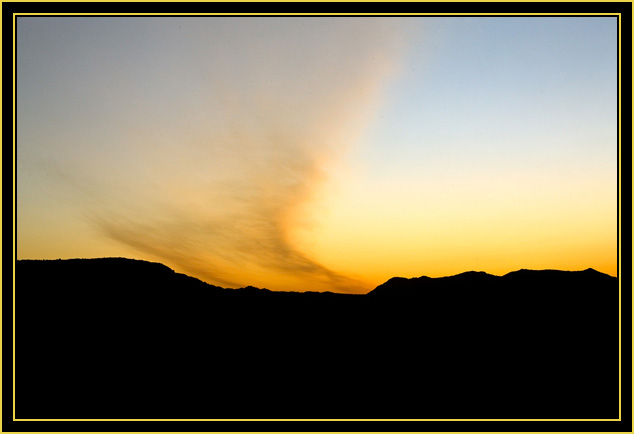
top-left (15, 256), bottom-right (618, 294)
top-left (16, 16), bottom-right (618, 293)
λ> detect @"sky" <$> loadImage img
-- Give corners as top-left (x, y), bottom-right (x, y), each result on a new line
top-left (16, 16), bottom-right (618, 293)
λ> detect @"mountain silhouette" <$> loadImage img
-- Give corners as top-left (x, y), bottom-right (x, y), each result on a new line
top-left (369, 268), bottom-right (615, 296)
top-left (15, 258), bottom-right (618, 420)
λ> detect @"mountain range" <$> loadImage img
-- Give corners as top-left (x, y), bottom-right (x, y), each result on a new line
top-left (15, 258), bottom-right (618, 420)
top-left (17, 256), bottom-right (616, 295)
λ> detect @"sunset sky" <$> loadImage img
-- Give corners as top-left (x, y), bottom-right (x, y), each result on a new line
top-left (16, 16), bottom-right (618, 293)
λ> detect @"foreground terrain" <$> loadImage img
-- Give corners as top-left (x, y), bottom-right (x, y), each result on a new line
top-left (15, 258), bottom-right (618, 419)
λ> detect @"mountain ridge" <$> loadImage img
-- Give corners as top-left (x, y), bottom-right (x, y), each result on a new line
top-left (15, 256), bottom-right (619, 419)
top-left (17, 257), bottom-right (616, 296)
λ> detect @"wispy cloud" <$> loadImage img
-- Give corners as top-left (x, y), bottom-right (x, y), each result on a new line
top-left (27, 17), bottom-right (408, 292)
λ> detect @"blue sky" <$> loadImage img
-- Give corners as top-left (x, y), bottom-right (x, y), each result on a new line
top-left (361, 17), bottom-right (616, 178)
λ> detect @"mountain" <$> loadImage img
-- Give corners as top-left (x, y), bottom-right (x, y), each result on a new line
top-left (368, 268), bottom-right (615, 296)
top-left (14, 258), bottom-right (619, 420)
top-left (18, 257), bottom-right (616, 296)
top-left (18, 257), bottom-right (251, 295)
top-left (17, 257), bottom-right (361, 297)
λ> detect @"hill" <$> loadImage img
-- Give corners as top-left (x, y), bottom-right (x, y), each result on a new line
top-left (14, 258), bottom-right (618, 420)
top-left (369, 268), bottom-right (615, 296)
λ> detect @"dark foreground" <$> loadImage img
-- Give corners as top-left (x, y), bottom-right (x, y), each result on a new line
top-left (15, 258), bottom-right (618, 419)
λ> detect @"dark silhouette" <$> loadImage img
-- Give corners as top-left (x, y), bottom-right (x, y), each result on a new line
top-left (15, 258), bottom-right (618, 420)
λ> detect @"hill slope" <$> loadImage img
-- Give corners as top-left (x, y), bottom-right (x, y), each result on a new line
top-left (15, 258), bottom-right (619, 420)
top-left (369, 268), bottom-right (615, 296)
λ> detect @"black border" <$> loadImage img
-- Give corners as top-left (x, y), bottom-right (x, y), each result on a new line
top-left (4, 2), bottom-right (632, 432)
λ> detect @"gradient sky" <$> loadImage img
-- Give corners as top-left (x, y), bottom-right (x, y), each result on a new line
top-left (16, 16), bottom-right (618, 293)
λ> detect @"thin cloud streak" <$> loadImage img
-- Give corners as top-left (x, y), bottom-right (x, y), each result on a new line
top-left (26, 17), bottom-right (409, 292)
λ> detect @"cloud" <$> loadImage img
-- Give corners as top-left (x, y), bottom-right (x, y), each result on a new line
top-left (26, 17), bottom-right (408, 292)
